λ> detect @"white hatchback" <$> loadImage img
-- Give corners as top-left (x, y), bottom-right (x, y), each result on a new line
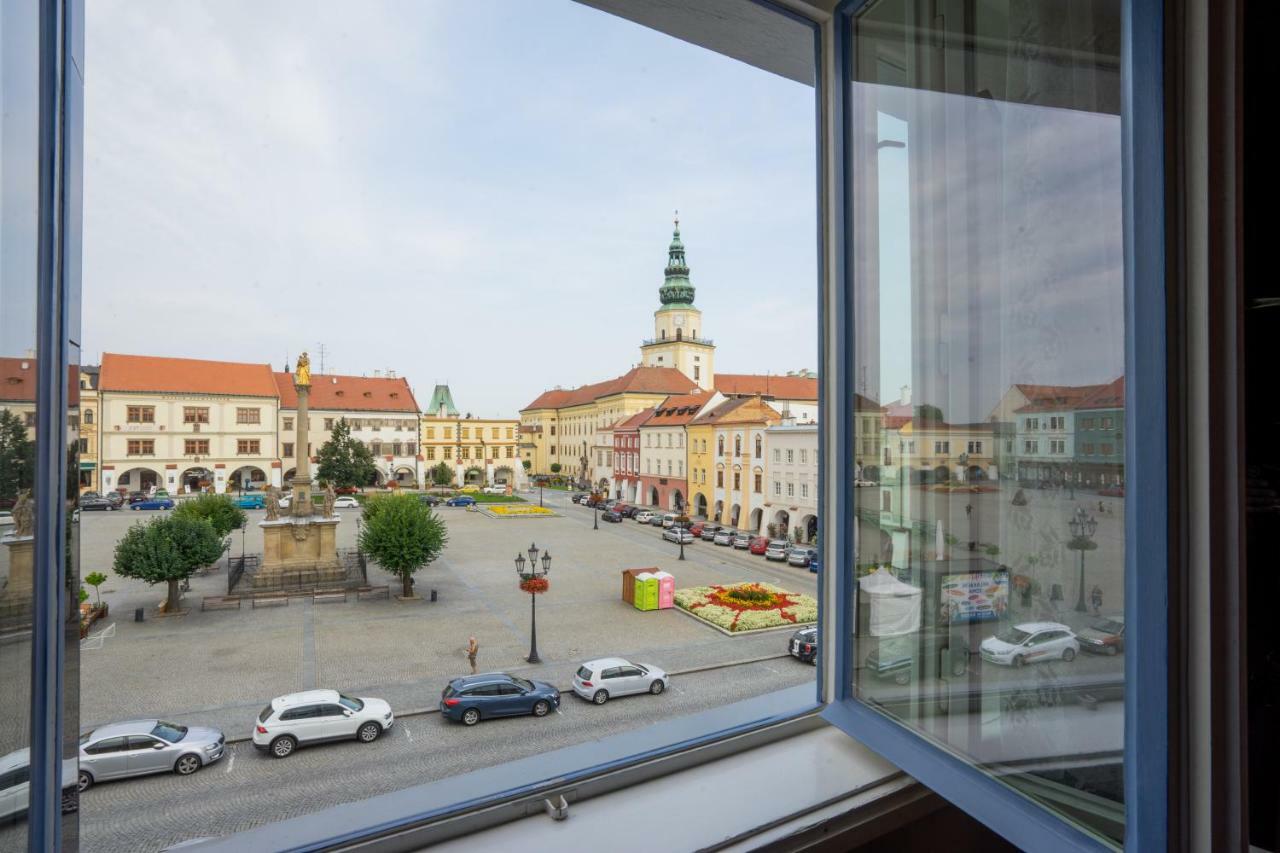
top-left (979, 622), bottom-right (1080, 667)
top-left (634, 510), bottom-right (655, 524)
top-left (572, 658), bottom-right (668, 705)
top-left (332, 496), bottom-right (359, 509)
top-left (252, 690), bottom-right (393, 758)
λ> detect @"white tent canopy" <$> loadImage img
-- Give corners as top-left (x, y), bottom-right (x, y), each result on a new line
top-left (859, 568), bottom-right (923, 637)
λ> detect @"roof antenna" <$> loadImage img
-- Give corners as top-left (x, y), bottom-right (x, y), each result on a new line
top-left (284, 351), bottom-right (290, 373)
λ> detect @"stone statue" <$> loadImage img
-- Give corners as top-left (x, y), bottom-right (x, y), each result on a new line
top-left (322, 483), bottom-right (336, 518)
top-left (264, 487), bottom-right (281, 521)
top-left (295, 351), bottom-right (311, 386)
top-left (10, 489), bottom-right (33, 538)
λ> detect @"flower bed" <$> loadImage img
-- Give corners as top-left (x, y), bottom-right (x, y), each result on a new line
top-left (674, 582), bottom-right (817, 633)
top-left (482, 504), bottom-right (557, 518)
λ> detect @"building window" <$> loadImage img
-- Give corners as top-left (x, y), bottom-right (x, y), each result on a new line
top-left (283, 442), bottom-right (294, 457)
top-left (1026, 417), bottom-right (1039, 431)
top-left (127, 439), bottom-right (154, 456)
top-left (444, 427), bottom-right (453, 439)
top-left (1080, 417), bottom-right (1096, 429)
top-left (461, 447), bottom-right (470, 459)
top-left (1101, 443), bottom-right (1115, 455)
top-left (84, 409), bottom-right (93, 424)
top-left (717, 470), bottom-right (724, 488)
top-left (184, 439), bottom-right (210, 455)
top-left (24, 412), bottom-right (36, 427)
top-left (800, 483), bottom-right (808, 498)
top-left (786, 449), bottom-right (794, 463)
top-left (774, 448), bottom-right (781, 463)
top-left (967, 440), bottom-right (983, 454)
top-left (774, 481), bottom-right (781, 495)
top-left (283, 417), bottom-right (294, 431)
top-left (237, 439), bottom-right (260, 455)
top-left (425, 427), bottom-right (435, 439)
top-left (491, 427), bottom-right (500, 439)
top-left (934, 441), bottom-right (950, 455)
top-left (1082, 442), bottom-right (1096, 455)
top-left (371, 441), bottom-right (382, 455)
top-left (506, 427), bottom-right (514, 439)
top-left (181, 407), bottom-right (209, 424)
top-left (1024, 440), bottom-right (1039, 454)
top-left (1101, 416), bottom-right (1115, 429)
top-left (393, 442), bottom-right (403, 456)
top-left (461, 427), bottom-right (470, 439)
top-left (324, 418), bottom-right (334, 430)
top-left (550, 446), bottom-right (556, 455)
top-left (236, 407), bottom-right (260, 425)
top-left (426, 447), bottom-right (435, 460)
top-left (754, 473), bottom-right (762, 493)
top-left (549, 425), bottom-right (555, 435)
top-left (733, 472), bottom-right (741, 491)
top-left (786, 483), bottom-right (794, 497)
top-left (127, 405), bottom-right (155, 423)
top-left (717, 436), bottom-right (724, 456)
top-left (800, 449), bottom-right (808, 464)
top-left (754, 436), bottom-right (762, 458)
top-left (1049, 439), bottom-right (1066, 454)
top-left (693, 366), bottom-right (700, 381)
top-left (734, 436), bottom-right (742, 457)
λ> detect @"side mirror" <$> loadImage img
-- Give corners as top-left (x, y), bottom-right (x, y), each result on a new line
top-left (153, 743), bottom-right (165, 749)
top-left (343, 710), bottom-right (354, 717)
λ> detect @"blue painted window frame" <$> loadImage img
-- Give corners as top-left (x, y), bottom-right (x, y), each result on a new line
top-left (819, 1), bottom-right (1168, 850)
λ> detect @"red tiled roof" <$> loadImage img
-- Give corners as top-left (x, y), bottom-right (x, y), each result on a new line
top-left (274, 372), bottom-right (418, 413)
top-left (614, 408), bottom-right (656, 432)
top-left (715, 373), bottom-right (817, 400)
top-left (1076, 377), bottom-right (1125, 410)
top-left (883, 414), bottom-right (911, 430)
top-left (522, 367), bottom-right (698, 412)
top-left (101, 353), bottom-right (278, 397)
top-left (0, 358), bottom-right (80, 406)
top-left (690, 396), bottom-right (782, 426)
top-left (1012, 382), bottom-right (1109, 413)
top-left (640, 390), bottom-right (712, 427)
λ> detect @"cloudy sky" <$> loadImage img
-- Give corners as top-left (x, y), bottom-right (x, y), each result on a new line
top-left (81, 1), bottom-right (818, 416)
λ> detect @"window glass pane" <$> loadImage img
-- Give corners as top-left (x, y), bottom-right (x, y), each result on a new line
top-left (848, 0), bottom-right (1125, 843)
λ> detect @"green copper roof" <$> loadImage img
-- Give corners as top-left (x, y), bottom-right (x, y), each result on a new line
top-left (659, 214), bottom-right (695, 307)
top-left (426, 384), bottom-right (458, 417)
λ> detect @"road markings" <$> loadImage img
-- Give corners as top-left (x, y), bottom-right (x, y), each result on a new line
top-left (403, 725), bottom-right (414, 743)
top-left (554, 706), bottom-right (563, 716)
top-left (224, 753), bottom-right (235, 774)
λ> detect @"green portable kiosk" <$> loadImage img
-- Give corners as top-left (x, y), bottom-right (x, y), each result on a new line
top-left (633, 572), bottom-right (659, 611)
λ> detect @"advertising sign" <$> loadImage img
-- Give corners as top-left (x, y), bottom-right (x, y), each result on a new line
top-left (940, 570), bottom-right (1009, 623)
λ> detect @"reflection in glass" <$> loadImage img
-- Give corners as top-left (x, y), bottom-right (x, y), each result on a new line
top-left (848, 0), bottom-right (1125, 844)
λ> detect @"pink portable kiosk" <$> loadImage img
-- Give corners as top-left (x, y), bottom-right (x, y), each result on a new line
top-left (653, 571), bottom-right (675, 609)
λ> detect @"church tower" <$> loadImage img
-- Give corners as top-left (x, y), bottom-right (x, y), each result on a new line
top-left (640, 214), bottom-right (715, 390)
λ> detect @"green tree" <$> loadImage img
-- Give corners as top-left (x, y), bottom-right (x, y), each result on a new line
top-left (521, 460), bottom-right (531, 472)
top-left (429, 462), bottom-right (453, 487)
top-left (316, 418), bottom-right (377, 488)
top-left (359, 493), bottom-right (449, 598)
top-left (113, 515), bottom-right (224, 612)
top-left (549, 462), bottom-right (562, 474)
top-left (0, 408), bottom-right (35, 501)
top-left (913, 404), bottom-right (946, 424)
top-left (173, 493), bottom-right (246, 538)
top-left (84, 571), bottom-right (108, 608)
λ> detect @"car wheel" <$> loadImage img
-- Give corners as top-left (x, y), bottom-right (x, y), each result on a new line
top-left (270, 735), bottom-right (296, 758)
top-left (77, 770), bottom-right (93, 792)
top-left (357, 721), bottom-right (382, 743)
top-left (174, 754), bottom-right (202, 776)
top-left (592, 690), bottom-right (609, 705)
top-left (649, 680), bottom-right (666, 695)
top-left (462, 708), bottom-right (481, 726)
top-left (1013, 655), bottom-right (1025, 668)
top-left (532, 700), bottom-right (551, 717)
top-left (1108, 644), bottom-right (1120, 656)
top-left (893, 669), bottom-right (910, 686)
top-left (1062, 648), bottom-right (1077, 662)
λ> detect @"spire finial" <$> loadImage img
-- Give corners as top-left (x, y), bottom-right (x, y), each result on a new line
top-left (674, 209), bottom-right (679, 232)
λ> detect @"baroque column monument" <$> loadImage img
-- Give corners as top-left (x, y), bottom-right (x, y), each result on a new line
top-left (257, 352), bottom-right (342, 585)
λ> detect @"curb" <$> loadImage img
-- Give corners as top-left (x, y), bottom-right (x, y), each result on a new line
top-left (221, 651), bottom-right (793, 745)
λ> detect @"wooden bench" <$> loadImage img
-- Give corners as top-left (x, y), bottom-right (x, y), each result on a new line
top-left (201, 596), bottom-right (241, 611)
top-left (357, 585), bottom-right (390, 601)
top-left (251, 594), bottom-right (289, 608)
top-left (313, 589), bottom-right (348, 604)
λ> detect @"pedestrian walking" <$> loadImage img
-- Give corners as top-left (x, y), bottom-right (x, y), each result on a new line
top-left (1090, 585), bottom-right (1103, 615)
top-left (466, 636), bottom-right (479, 675)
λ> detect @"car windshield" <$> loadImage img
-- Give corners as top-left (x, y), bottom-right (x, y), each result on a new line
top-left (257, 704), bottom-right (274, 723)
top-left (1091, 618), bottom-right (1124, 634)
top-left (576, 666), bottom-right (593, 680)
top-left (511, 676), bottom-right (535, 692)
top-left (442, 684), bottom-right (457, 699)
top-left (338, 694), bottom-right (364, 712)
top-left (78, 732), bottom-right (92, 745)
top-left (995, 627), bottom-right (1032, 645)
top-left (151, 721), bottom-right (188, 742)
top-left (771, 540), bottom-right (789, 547)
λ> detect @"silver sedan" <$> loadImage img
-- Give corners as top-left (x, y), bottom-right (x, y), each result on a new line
top-left (78, 720), bottom-right (226, 790)
top-left (663, 526), bottom-right (694, 544)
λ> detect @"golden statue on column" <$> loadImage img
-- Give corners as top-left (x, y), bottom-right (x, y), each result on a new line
top-left (295, 351), bottom-right (311, 386)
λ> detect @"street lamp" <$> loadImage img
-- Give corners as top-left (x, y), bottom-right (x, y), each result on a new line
top-left (1067, 506), bottom-right (1099, 613)
top-left (515, 542), bottom-right (551, 664)
top-left (593, 495), bottom-right (599, 530)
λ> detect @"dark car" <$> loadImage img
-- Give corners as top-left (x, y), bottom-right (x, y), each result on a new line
top-left (1077, 615), bottom-right (1125, 655)
top-left (700, 524), bottom-right (721, 542)
top-left (789, 627), bottom-right (817, 664)
top-left (78, 495), bottom-right (117, 511)
top-left (648, 513), bottom-right (665, 527)
top-left (130, 498), bottom-right (175, 511)
top-left (570, 493), bottom-right (588, 504)
top-left (127, 491), bottom-right (149, 505)
top-left (601, 510), bottom-right (623, 523)
top-left (104, 491), bottom-right (124, 507)
top-left (622, 506), bottom-right (641, 519)
top-left (440, 673), bottom-right (561, 726)
top-left (445, 495), bottom-right (476, 507)
top-left (418, 494), bottom-right (442, 507)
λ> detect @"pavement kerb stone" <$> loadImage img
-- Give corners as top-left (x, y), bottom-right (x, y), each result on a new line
top-left (221, 651), bottom-right (794, 745)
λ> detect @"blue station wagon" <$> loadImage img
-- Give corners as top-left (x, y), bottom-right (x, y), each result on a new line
top-left (440, 673), bottom-right (560, 726)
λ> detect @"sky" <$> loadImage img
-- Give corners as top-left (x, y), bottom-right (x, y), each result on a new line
top-left (80, 0), bottom-right (818, 417)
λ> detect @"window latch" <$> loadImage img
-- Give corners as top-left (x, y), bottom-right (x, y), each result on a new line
top-left (543, 794), bottom-right (569, 821)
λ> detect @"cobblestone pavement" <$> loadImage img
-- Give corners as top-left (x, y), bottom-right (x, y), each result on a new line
top-left (77, 659), bottom-right (815, 853)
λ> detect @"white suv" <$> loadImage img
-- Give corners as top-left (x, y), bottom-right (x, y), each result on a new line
top-left (253, 690), bottom-right (393, 758)
top-left (634, 510), bottom-right (654, 524)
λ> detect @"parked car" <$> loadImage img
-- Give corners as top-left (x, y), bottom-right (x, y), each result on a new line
top-left (663, 526), bottom-right (694, 544)
top-left (1077, 615), bottom-right (1125, 655)
top-left (601, 510), bottom-right (623, 523)
top-left (788, 626), bottom-right (818, 664)
top-left (0, 748), bottom-right (79, 820)
top-left (130, 498), bottom-right (174, 511)
top-left (611, 504), bottom-right (631, 517)
top-left (481, 485), bottom-right (506, 495)
top-left (1098, 486), bottom-right (1125, 497)
top-left (445, 495), bottom-right (476, 507)
top-left (808, 553), bottom-right (821, 573)
top-left (276, 495), bottom-right (292, 509)
top-left (335, 485), bottom-right (360, 495)
top-left (78, 495), bottom-right (117, 511)
top-left (787, 546), bottom-right (817, 567)
top-left (439, 673), bottom-right (561, 726)
top-left (660, 513), bottom-right (678, 528)
top-left (418, 494), bottom-right (442, 507)
top-left (648, 513), bottom-right (665, 527)
top-left (233, 494), bottom-right (264, 510)
top-left (78, 720), bottom-right (226, 789)
top-left (153, 489), bottom-right (170, 499)
top-left (731, 531), bottom-right (753, 549)
top-left (570, 493), bottom-right (588, 503)
top-left (979, 622), bottom-right (1079, 667)
top-left (104, 491), bottom-right (124, 507)
top-left (572, 658), bottom-right (668, 704)
top-left (764, 540), bottom-right (792, 561)
top-left (332, 496), bottom-right (360, 509)
top-left (700, 524), bottom-right (721, 542)
top-left (252, 690), bottom-right (393, 758)
top-left (748, 536), bottom-right (770, 555)
top-left (713, 529), bottom-right (735, 546)
top-left (126, 491), bottom-right (148, 505)
top-left (459, 485), bottom-right (481, 494)
top-left (634, 510), bottom-right (655, 524)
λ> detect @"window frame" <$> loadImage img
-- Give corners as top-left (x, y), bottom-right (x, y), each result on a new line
top-left (821, 2), bottom-right (1169, 851)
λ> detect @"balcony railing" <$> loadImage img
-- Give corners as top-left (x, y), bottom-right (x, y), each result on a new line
top-left (639, 336), bottom-right (714, 346)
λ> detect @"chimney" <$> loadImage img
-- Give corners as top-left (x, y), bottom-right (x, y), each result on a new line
top-left (900, 384), bottom-right (912, 405)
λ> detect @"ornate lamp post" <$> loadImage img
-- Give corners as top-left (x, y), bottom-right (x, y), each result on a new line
top-left (1067, 506), bottom-right (1099, 612)
top-left (593, 495), bottom-right (599, 530)
top-left (515, 542), bottom-right (551, 663)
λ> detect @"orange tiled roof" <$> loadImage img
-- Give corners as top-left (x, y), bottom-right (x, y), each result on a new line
top-left (1075, 377), bottom-right (1125, 410)
top-left (640, 390), bottom-right (712, 427)
top-left (274, 372), bottom-right (418, 413)
top-left (614, 408), bottom-right (656, 432)
top-left (522, 366), bottom-right (698, 412)
top-left (101, 353), bottom-right (278, 397)
top-left (690, 395), bottom-right (782, 427)
top-left (1012, 381), bottom-right (1110, 413)
top-left (715, 373), bottom-right (817, 400)
top-left (0, 358), bottom-right (81, 407)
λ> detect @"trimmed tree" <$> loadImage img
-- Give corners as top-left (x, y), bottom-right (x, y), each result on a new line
top-left (84, 571), bottom-right (108, 608)
top-left (113, 515), bottom-right (224, 612)
top-left (359, 493), bottom-right (448, 598)
top-left (429, 461), bottom-right (453, 487)
top-left (173, 493), bottom-right (246, 538)
top-left (549, 463), bottom-right (562, 475)
top-left (316, 418), bottom-right (377, 489)
top-left (0, 408), bottom-right (35, 501)
top-left (521, 460), bottom-right (531, 472)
